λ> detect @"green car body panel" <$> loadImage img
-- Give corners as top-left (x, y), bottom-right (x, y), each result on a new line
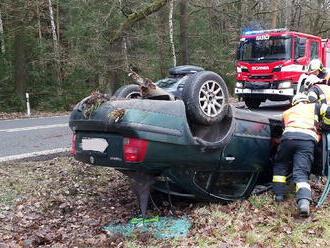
top-left (70, 97), bottom-right (287, 202)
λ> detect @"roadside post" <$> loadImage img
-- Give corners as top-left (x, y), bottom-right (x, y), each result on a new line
top-left (26, 92), bottom-right (31, 116)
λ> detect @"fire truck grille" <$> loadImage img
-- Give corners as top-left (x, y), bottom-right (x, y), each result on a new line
top-left (249, 75), bottom-right (273, 80)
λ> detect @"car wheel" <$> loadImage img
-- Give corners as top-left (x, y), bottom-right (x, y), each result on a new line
top-left (182, 71), bottom-right (229, 125)
top-left (245, 99), bottom-right (261, 109)
top-left (113, 84), bottom-right (141, 99)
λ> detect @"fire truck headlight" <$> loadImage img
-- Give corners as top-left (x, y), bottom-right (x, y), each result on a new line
top-left (278, 81), bottom-right (292, 89)
top-left (241, 66), bottom-right (249, 73)
top-left (238, 66), bottom-right (249, 73)
top-left (272, 65), bottom-right (282, 72)
top-left (236, 82), bottom-right (243, 88)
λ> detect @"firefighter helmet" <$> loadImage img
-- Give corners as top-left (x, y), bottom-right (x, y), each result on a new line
top-left (308, 59), bottom-right (323, 73)
top-left (292, 94), bottom-right (309, 106)
top-left (304, 74), bottom-right (323, 89)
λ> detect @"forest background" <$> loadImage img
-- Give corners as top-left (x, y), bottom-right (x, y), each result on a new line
top-left (1, 0), bottom-right (330, 112)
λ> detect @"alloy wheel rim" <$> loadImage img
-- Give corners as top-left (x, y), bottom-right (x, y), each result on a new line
top-left (198, 80), bottom-right (224, 117)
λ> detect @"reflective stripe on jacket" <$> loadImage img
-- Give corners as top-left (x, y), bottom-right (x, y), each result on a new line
top-left (282, 103), bottom-right (319, 142)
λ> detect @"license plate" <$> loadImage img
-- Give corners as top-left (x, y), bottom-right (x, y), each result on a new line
top-left (81, 138), bottom-right (109, 152)
top-left (242, 89), bottom-right (251, 93)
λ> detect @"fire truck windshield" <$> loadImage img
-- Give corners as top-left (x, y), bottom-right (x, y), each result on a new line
top-left (237, 36), bottom-right (292, 62)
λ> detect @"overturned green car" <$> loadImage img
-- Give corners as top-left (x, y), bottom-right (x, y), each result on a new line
top-left (69, 68), bottom-right (329, 217)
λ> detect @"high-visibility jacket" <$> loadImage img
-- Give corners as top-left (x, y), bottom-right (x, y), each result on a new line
top-left (308, 84), bottom-right (330, 104)
top-left (283, 103), bottom-right (320, 142)
top-left (320, 69), bottom-right (330, 84)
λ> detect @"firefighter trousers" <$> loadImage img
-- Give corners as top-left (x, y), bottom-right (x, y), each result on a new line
top-left (272, 139), bottom-right (315, 202)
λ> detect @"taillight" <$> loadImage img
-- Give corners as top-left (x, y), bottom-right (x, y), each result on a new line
top-left (72, 133), bottom-right (76, 155)
top-left (123, 137), bottom-right (148, 162)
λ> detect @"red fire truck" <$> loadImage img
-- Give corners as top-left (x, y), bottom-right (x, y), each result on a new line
top-left (235, 28), bottom-right (330, 108)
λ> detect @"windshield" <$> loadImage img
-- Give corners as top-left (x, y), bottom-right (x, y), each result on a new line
top-left (237, 36), bottom-right (292, 62)
top-left (155, 78), bottom-right (178, 88)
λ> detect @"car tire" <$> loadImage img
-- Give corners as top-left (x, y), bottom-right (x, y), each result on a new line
top-left (113, 84), bottom-right (141, 99)
top-left (182, 71), bottom-right (229, 125)
top-left (245, 99), bottom-right (261, 109)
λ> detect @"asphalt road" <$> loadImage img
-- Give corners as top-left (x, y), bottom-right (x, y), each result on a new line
top-left (235, 99), bottom-right (290, 118)
top-left (0, 100), bottom-right (290, 163)
top-left (0, 115), bottom-right (72, 162)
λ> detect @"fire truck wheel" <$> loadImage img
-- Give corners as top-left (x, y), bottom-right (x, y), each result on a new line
top-left (245, 99), bottom-right (261, 109)
top-left (182, 71), bottom-right (229, 125)
top-left (112, 84), bottom-right (141, 99)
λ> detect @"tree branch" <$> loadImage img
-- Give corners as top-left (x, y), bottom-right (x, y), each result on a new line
top-left (110, 0), bottom-right (169, 43)
top-left (189, 0), bottom-right (241, 9)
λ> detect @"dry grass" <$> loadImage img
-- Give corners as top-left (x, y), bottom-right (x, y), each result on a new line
top-left (0, 157), bottom-right (329, 247)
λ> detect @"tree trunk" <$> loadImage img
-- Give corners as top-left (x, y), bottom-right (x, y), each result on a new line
top-left (169, 0), bottom-right (176, 67)
top-left (56, 0), bottom-right (60, 41)
top-left (14, 32), bottom-right (25, 98)
top-left (36, 2), bottom-right (42, 40)
top-left (122, 37), bottom-right (129, 71)
top-left (157, 10), bottom-right (167, 78)
top-left (236, 0), bottom-right (242, 32)
top-left (207, 7), bottom-right (215, 67)
top-left (108, 69), bottom-right (120, 96)
top-left (107, 42), bottom-right (122, 95)
top-left (48, 0), bottom-right (58, 43)
top-left (0, 10), bottom-right (5, 54)
top-left (178, 0), bottom-right (187, 65)
top-left (48, 0), bottom-right (62, 93)
top-left (271, 0), bottom-right (278, 28)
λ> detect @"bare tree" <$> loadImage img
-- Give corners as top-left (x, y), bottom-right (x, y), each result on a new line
top-left (36, 1), bottom-right (42, 40)
top-left (48, 0), bottom-right (62, 93)
top-left (157, 10), bottom-right (167, 77)
top-left (179, 0), bottom-right (188, 65)
top-left (56, 0), bottom-right (60, 41)
top-left (169, 0), bottom-right (176, 67)
top-left (272, 0), bottom-right (279, 28)
top-left (0, 9), bottom-right (5, 53)
top-left (48, 0), bottom-right (58, 43)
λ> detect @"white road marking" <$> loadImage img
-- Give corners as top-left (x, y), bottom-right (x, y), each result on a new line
top-left (0, 115), bottom-right (69, 122)
top-left (0, 147), bottom-right (71, 162)
top-left (0, 123), bottom-right (68, 132)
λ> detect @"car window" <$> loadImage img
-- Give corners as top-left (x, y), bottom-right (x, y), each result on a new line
top-left (155, 78), bottom-right (178, 87)
top-left (235, 120), bottom-right (269, 137)
top-left (310, 40), bottom-right (319, 59)
top-left (194, 171), bottom-right (254, 198)
top-left (294, 36), bottom-right (306, 59)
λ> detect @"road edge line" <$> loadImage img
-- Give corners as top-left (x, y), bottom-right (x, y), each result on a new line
top-left (0, 147), bottom-right (71, 162)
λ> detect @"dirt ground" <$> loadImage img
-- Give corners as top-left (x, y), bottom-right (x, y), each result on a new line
top-left (0, 156), bottom-right (329, 248)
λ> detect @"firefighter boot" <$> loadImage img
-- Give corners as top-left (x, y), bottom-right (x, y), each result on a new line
top-left (298, 199), bottom-right (310, 217)
top-left (275, 195), bottom-right (284, 202)
top-left (272, 179), bottom-right (287, 202)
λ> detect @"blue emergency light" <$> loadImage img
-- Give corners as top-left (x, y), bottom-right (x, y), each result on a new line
top-left (243, 28), bottom-right (288, 36)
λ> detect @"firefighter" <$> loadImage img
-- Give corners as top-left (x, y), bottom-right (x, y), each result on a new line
top-left (305, 74), bottom-right (330, 104)
top-left (272, 94), bottom-right (323, 217)
top-left (307, 59), bottom-right (330, 85)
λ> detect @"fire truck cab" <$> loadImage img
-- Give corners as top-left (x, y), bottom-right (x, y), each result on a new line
top-left (235, 28), bottom-right (330, 108)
